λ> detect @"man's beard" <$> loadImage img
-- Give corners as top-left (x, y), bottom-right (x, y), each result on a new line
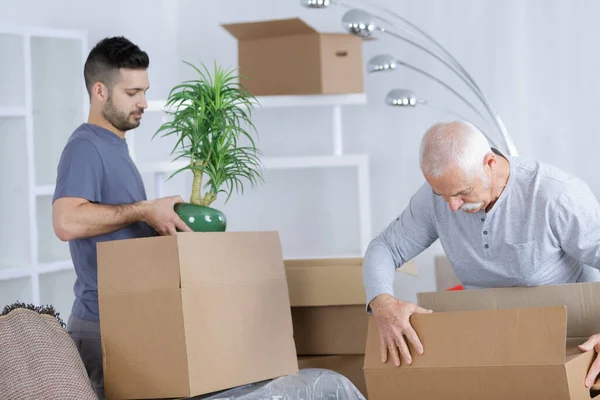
top-left (460, 202), bottom-right (484, 212)
top-left (102, 95), bottom-right (141, 132)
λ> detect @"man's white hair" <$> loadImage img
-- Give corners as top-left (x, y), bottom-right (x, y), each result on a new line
top-left (419, 120), bottom-right (492, 178)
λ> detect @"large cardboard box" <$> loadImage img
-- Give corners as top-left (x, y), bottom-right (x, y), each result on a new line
top-left (97, 232), bottom-right (298, 400)
top-left (298, 355), bottom-right (366, 396)
top-left (222, 18), bottom-right (364, 96)
top-left (285, 257), bottom-right (417, 355)
top-left (364, 282), bottom-right (600, 400)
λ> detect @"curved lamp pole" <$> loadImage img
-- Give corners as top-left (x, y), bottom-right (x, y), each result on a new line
top-left (301, 0), bottom-right (518, 156)
top-left (385, 89), bottom-right (500, 149)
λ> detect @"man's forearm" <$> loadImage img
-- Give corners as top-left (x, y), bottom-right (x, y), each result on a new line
top-left (363, 239), bottom-right (398, 312)
top-left (56, 201), bottom-right (147, 241)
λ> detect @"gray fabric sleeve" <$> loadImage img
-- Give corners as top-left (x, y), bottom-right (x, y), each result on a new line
top-left (53, 139), bottom-right (103, 204)
top-left (551, 178), bottom-right (600, 269)
top-left (362, 182), bottom-right (439, 311)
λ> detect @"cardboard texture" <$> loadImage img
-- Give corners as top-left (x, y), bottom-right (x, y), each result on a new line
top-left (298, 355), bottom-right (366, 396)
top-left (285, 257), bottom-right (417, 356)
top-left (285, 257), bottom-right (368, 356)
top-left (364, 282), bottom-right (600, 399)
top-left (97, 232), bottom-right (298, 400)
top-left (364, 306), bottom-right (596, 400)
top-left (222, 18), bottom-right (364, 96)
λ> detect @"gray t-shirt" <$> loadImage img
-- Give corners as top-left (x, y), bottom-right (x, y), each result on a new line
top-left (363, 149), bottom-right (600, 307)
top-left (53, 123), bottom-right (154, 322)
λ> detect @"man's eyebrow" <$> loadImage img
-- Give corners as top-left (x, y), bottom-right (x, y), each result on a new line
top-left (124, 87), bottom-right (150, 91)
top-left (432, 187), bottom-right (472, 197)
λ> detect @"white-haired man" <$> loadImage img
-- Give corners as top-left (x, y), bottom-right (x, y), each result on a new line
top-left (364, 120), bottom-right (600, 389)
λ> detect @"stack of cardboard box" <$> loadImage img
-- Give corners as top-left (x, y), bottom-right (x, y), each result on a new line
top-left (285, 257), bottom-right (418, 397)
top-left (284, 257), bottom-right (369, 396)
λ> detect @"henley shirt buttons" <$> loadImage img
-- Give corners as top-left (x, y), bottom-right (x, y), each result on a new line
top-left (481, 218), bottom-right (485, 222)
top-left (483, 231), bottom-right (488, 235)
top-left (484, 244), bottom-right (489, 249)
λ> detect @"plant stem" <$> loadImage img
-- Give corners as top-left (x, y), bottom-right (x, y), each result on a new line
top-left (191, 165), bottom-right (203, 205)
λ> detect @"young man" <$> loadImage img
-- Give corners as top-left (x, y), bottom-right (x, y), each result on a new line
top-left (363, 120), bottom-right (600, 388)
top-left (52, 36), bottom-right (191, 399)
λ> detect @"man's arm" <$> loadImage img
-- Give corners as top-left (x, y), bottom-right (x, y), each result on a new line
top-left (51, 138), bottom-right (191, 241)
top-left (53, 195), bottom-right (191, 241)
top-left (550, 178), bottom-right (600, 267)
top-left (363, 182), bottom-right (439, 309)
top-left (53, 197), bottom-right (142, 241)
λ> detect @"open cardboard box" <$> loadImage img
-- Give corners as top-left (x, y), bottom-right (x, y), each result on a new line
top-left (222, 18), bottom-right (364, 96)
top-left (97, 232), bottom-right (298, 400)
top-left (364, 281), bottom-right (600, 400)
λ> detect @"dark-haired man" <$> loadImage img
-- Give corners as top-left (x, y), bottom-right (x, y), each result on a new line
top-left (52, 36), bottom-right (191, 399)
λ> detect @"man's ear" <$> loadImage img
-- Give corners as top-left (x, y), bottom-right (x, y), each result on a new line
top-left (483, 152), bottom-right (496, 171)
top-left (91, 82), bottom-right (109, 103)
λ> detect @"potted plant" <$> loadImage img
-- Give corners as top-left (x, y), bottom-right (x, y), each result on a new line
top-left (153, 61), bottom-right (263, 232)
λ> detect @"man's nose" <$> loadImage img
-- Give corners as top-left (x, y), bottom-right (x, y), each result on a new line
top-left (448, 197), bottom-right (463, 212)
top-left (138, 96), bottom-right (148, 110)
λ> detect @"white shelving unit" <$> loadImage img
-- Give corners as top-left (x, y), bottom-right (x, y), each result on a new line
top-left (0, 25), bottom-right (373, 320)
top-left (140, 93), bottom-right (372, 255)
top-left (0, 25), bottom-right (87, 322)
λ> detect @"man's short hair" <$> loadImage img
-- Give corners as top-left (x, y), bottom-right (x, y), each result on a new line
top-left (83, 36), bottom-right (149, 97)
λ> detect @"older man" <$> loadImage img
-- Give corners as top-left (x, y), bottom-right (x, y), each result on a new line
top-left (363, 120), bottom-right (600, 388)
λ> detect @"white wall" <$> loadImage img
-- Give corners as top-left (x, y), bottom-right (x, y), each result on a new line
top-left (3, 0), bottom-right (599, 303)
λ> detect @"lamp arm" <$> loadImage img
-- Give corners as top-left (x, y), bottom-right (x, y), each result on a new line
top-left (332, 0), bottom-right (518, 156)
top-left (394, 59), bottom-right (487, 124)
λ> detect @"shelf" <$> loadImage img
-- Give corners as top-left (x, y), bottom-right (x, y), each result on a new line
top-left (209, 168), bottom-right (362, 258)
top-left (39, 268), bottom-right (76, 320)
top-left (37, 196), bottom-right (70, 263)
top-left (0, 266), bottom-right (32, 281)
top-left (146, 92), bottom-right (367, 113)
top-left (0, 33), bottom-right (25, 108)
top-left (0, 107), bottom-right (27, 117)
top-left (35, 184), bottom-right (55, 196)
top-left (38, 260), bottom-right (73, 275)
top-left (0, 277), bottom-right (33, 310)
top-left (31, 36), bottom-right (85, 186)
top-left (138, 154), bottom-right (369, 175)
top-left (0, 117), bottom-right (31, 270)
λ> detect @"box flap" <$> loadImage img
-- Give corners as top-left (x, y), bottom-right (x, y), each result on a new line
top-left (364, 306), bottom-right (567, 369)
top-left (417, 281), bottom-right (600, 339)
top-left (176, 231), bottom-right (286, 287)
top-left (97, 235), bottom-right (181, 295)
top-left (222, 18), bottom-right (317, 40)
top-left (285, 257), bottom-right (365, 306)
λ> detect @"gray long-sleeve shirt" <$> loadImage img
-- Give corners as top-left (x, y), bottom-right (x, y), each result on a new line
top-left (363, 150), bottom-right (600, 307)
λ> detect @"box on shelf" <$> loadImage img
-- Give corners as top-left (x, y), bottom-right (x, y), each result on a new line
top-left (298, 355), bottom-right (366, 396)
top-left (221, 18), bottom-right (364, 96)
top-left (97, 231), bottom-right (298, 400)
top-left (284, 257), bottom-right (417, 355)
top-left (364, 281), bottom-right (600, 400)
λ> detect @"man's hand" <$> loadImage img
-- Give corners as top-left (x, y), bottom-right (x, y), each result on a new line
top-left (579, 334), bottom-right (600, 389)
top-left (369, 294), bottom-right (433, 367)
top-left (140, 196), bottom-right (193, 235)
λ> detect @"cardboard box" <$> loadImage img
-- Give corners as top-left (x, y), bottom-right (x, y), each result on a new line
top-left (222, 18), bottom-right (364, 96)
top-left (298, 355), bottom-right (366, 396)
top-left (97, 232), bottom-right (298, 400)
top-left (285, 257), bottom-right (368, 355)
top-left (285, 257), bottom-right (417, 355)
top-left (364, 282), bottom-right (600, 400)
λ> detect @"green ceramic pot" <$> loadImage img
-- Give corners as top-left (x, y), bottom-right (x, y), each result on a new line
top-left (174, 203), bottom-right (227, 232)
